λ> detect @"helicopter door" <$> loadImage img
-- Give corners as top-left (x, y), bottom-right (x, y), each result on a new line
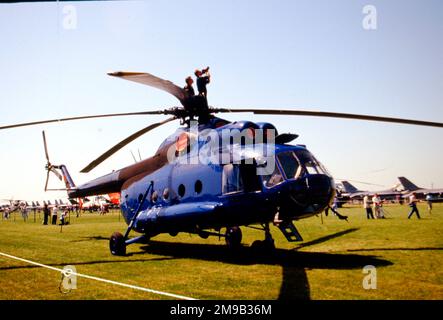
top-left (239, 163), bottom-right (262, 192)
top-left (222, 163), bottom-right (261, 194)
top-left (222, 164), bottom-right (243, 194)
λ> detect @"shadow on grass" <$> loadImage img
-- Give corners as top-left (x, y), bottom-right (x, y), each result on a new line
top-left (0, 228), bottom-right (393, 299)
top-left (346, 247), bottom-right (443, 252)
top-left (0, 257), bottom-right (175, 271)
top-left (135, 235), bottom-right (392, 300)
top-left (70, 235), bottom-right (109, 242)
top-left (293, 228), bottom-right (359, 250)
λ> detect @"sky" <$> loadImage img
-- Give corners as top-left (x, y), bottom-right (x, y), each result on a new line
top-left (0, 0), bottom-right (442, 202)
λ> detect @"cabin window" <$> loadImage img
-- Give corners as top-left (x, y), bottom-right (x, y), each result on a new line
top-left (163, 188), bottom-right (170, 200)
top-left (195, 180), bottom-right (203, 194)
top-left (178, 184), bottom-right (186, 198)
top-left (151, 191), bottom-right (158, 203)
top-left (222, 164), bottom-right (244, 194)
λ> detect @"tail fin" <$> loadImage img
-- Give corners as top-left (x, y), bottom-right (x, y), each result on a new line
top-left (398, 177), bottom-right (420, 191)
top-left (58, 165), bottom-right (76, 189)
top-left (341, 181), bottom-right (360, 193)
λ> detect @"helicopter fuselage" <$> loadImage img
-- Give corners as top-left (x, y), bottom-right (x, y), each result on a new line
top-left (66, 118), bottom-right (335, 240)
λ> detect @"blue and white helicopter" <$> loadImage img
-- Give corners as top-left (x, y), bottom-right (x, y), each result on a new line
top-left (2, 71), bottom-right (442, 255)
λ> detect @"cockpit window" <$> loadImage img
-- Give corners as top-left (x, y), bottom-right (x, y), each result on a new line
top-left (277, 151), bottom-right (301, 180)
top-left (262, 149), bottom-right (330, 187)
top-left (304, 160), bottom-right (319, 174)
top-left (262, 159), bottom-right (283, 187)
top-left (294, 149), bottom-right (330, 176)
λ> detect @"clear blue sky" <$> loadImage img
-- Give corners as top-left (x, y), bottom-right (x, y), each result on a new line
top-left (0, 0), bottom-right (442, 201)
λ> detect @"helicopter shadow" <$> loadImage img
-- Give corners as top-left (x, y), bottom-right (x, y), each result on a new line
top-left (136, 228), bottom-right (393, 300)
top-left (70, 235), bottom-right (109, 242)
top-left (0, 257), bottom-right (175, 272)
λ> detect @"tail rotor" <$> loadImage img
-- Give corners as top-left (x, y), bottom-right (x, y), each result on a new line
top-left (42, 131), bottom-right (62, 191)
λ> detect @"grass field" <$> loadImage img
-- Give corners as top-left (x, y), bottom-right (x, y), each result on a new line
top-left (0, 203), bottom-right (442, 300)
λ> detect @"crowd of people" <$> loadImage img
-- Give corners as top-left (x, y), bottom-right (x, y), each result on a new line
top-left (42, 204), bottom-right (69, 226)
top-left (362, 192), bottom-right (425, 219)
top-left (2, 201), bottom-right (111, 224)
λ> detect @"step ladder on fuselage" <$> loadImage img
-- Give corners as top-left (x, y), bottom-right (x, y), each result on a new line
top-left (277, 221), bottom-right (303, 242)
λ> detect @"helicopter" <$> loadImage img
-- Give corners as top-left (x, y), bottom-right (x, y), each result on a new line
top-left (1, 70), bottom-right (442, 256)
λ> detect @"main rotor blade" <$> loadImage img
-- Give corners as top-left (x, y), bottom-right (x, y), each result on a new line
top-left (108, 71), bottom-right (187, 105)
top-left (80, 116), bottom-right (177, 173)
top-left (212, 108), bottom-right (443, 128)
top-left (0, 111), bottom-right (167, 130)
top-left (42, 130), bottom-right (49, 162)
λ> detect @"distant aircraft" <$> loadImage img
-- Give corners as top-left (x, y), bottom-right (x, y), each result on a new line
top-left (108, 193), bottom-right (120, 206)
top-left (340, 180), bottom-right (402, 201)
top-left (340, 181), bottom-right (361, 195)
top-left (1, 199), bottom-right (26, 212)
top-left (398, 177), bottom-right (443, 200)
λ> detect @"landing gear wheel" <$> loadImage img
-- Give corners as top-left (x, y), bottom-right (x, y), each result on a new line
top-left (225, 226), bottom-right (242, 249)
top-left (110, 232), bottom-right (126, 256)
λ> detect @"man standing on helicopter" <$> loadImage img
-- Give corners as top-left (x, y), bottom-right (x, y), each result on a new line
top-left (183, 68), bottom-right (211, 124)
top-left (195, 66), bottom-right (211, 99)
top-left (183, 76), bottom-right (195, 98)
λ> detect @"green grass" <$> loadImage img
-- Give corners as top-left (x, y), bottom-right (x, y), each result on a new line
top-left (0, 203), bottom-right (442, 300)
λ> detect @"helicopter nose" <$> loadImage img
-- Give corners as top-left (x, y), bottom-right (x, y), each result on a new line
top-left (286, 174), bottom-right (334, 214)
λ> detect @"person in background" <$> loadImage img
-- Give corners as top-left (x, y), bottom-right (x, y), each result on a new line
top-left (58, 207), bottom-right (65, 225)
top-left (52, 205), bottom-right (58, 225)
top-left (425, 194), bottom-right (433, 214)
top-left (43, 203), bottom-right (50, 225)
top-left (363, 195), bottom-right (374, 219)
top-left (332, 196), bottom-right (338, 212)
top-left (372, 193), bottom-right (385, 219)
top-left (60, 209), bottom-right (68, 225)
top-left (408, 192), bottom-right (421, 219)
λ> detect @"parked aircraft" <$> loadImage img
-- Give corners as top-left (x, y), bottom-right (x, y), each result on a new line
top-left (398, 177), bottom-right (443, 200)
top-left (340, 180), bottom-right (402, 201)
